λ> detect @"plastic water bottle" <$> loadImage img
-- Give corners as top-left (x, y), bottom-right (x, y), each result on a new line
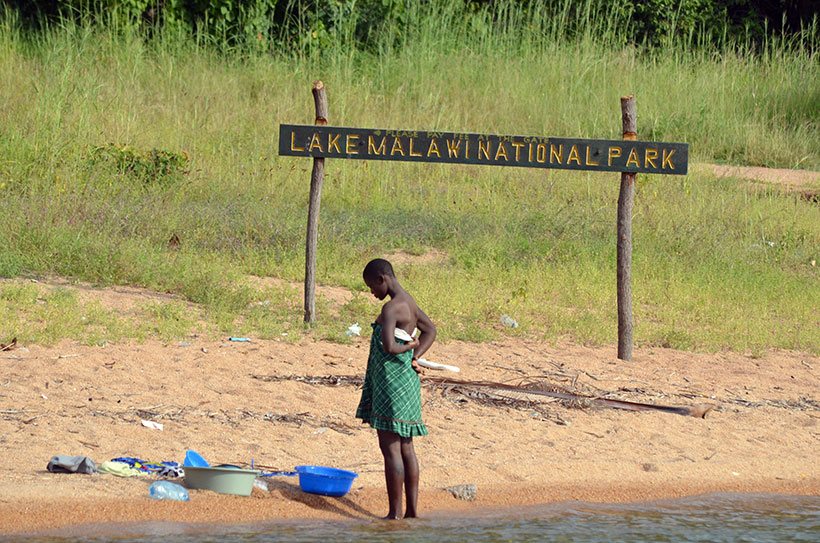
top-left (500, 314), bottom-right (519, 328)
top-left (149, 480), bottom-right (190, 501)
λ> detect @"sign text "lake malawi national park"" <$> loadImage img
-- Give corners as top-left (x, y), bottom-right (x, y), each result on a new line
top-left (279, 124), bottom-right (688, 175)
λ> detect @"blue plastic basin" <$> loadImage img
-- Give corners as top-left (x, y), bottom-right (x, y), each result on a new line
top-left (183, 450), bottom-right (209, 468)
top-left (295, 465), bottom-right (358, 497)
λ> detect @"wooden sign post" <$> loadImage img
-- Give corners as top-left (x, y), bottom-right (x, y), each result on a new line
top-left (304, 81), bottom-right (328, 325)
top-left (617, 96), bottom-right (637, 361)
top-left (283, 85), bottom-right (687, 359)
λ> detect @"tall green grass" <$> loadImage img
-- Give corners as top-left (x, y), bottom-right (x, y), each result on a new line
top-left (0, 1), bottom-right (817, 352)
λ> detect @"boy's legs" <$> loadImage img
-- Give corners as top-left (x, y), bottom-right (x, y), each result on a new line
top-left (377, 430), bottom-right (404, 519)
top-left (400, 437), bottom-right (419, 518)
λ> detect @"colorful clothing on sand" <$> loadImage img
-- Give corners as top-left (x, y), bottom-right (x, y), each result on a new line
top-left (109, 457), bottom-right (183, 477)
top-left (355, 323), bottom-right (428, 438)
top-left (98, 461), bottom-right (146, 478)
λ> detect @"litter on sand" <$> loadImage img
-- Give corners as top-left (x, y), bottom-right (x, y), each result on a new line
top-left (141, 419), bottom-right (164, 431)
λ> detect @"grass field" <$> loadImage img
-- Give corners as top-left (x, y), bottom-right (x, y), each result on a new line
top-left (0, 2), bottom-right (818, 353)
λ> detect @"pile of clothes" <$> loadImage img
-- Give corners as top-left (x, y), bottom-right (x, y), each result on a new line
top-left (47, 455), bottom-right (184, 478)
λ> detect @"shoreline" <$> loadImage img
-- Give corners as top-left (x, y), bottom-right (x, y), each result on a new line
top-left (2, 477), bottom-right (817, 536)
top-left (1, 337), bottom-right (817, 536)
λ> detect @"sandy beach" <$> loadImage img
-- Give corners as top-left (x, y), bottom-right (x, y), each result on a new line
top-left (1, 294), bottom-right (818, 536)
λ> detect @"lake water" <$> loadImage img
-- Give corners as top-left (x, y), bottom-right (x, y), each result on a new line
top-left (11, 493), bottom-right (819, 543)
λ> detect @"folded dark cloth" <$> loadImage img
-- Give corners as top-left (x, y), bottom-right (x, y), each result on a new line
top-left (47, 455), bottom-right (97, 474)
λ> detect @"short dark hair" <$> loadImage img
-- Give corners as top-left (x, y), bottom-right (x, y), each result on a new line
top-left (363, 258), bottom-right (394, 281)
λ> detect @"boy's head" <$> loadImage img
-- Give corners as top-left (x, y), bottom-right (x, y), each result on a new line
top-left (363, 258), bottom-right (394, 282)
top-left (363, 258), bottom-right (395, 300)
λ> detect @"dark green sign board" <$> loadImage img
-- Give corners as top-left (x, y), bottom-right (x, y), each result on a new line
top-left (279, 124), bottom-right (688, 175)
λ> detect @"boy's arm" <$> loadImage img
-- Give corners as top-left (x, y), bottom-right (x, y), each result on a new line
top-left (411, 308), bottom-right (436, 361)
top-left (379, 303), bottom-right (419, 355)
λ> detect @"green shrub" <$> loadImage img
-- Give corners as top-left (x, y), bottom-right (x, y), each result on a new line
top-left (89, 144), bottom-right (188, 187)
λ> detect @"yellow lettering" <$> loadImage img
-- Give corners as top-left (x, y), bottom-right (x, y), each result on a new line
top-left (644, 148), bottom-right (658, 168)
top-left (427, 139), bottom-right (441, 158)
top-left (585, 146), bottom-right (600, 166)
top-left (386, 130), bottom-right (417, 138)
top-left (494, 142), bottom-right (509, 161)
top-left (327, 133), bottom-right (341, 153)
top-left (662, 149), bottom-right (676, 169)
top-left (346, 134), bottom-right (359, 155)
top-left (308, 133), bottom-right (323, 153)
top-left (445, 139), bottom-right (462, 158)
top-left (550, 144), bottom-right (563, 164)
top-left (390, 138), bottom-right (405, 156)
top-left (567, 145), bottom-right (582, 165)
top-left (478, 140), bottom-right (491, 160)
top-left (626, 147), bottom-right (640, 167)
top-left (290, 132), bottom-right (305, 152)
top-left (409, 138), bottom-right (422, 157)
top-left (536, 143), bottom-right (547, 163)
top-left (511, 141), bottom-right (525, 161)
top-left (368, 135), bottom-right (386, 155)
top-left (528, 143), bottom-right (534, 162)
top-left (608, 146), bottom-right (622, 166)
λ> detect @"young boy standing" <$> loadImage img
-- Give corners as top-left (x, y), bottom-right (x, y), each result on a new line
top-left (356, 258), bottom-right (436, 519)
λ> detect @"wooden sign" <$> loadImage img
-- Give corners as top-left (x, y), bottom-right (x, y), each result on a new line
top-left (279, 124), bottom-right (689, 175)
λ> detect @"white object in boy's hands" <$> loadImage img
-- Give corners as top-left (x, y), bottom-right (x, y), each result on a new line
top-left (394, 328), bottom-right (460, 372)
top-left (415, 358), bottom-right (460, 373)
top-left (393, 328), bottom-right (415, 342)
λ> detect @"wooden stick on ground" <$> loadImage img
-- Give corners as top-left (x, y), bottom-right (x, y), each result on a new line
top-left (423, 376), bottom-right (715, 418)
top-left (0, 337), bottom-right (17, 351)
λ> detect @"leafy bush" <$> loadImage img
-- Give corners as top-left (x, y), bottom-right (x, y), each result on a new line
top-left (89, 144), bottom-right (188, 187)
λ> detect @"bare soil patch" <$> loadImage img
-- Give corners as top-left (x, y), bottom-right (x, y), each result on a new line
top-left (384, 249), bottom-right (449, 266)
top-left (708, 164), bottom-right (819, 188)
top-left (699, 164), bottom-right (820, 201)
top-left (2, 276), bottom-right (187, 315)
top-left (247, 275), bottom-right (359, 308)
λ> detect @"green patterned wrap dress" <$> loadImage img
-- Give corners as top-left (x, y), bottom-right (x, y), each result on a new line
top-left (355, 323), bottom-right (428, 438)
